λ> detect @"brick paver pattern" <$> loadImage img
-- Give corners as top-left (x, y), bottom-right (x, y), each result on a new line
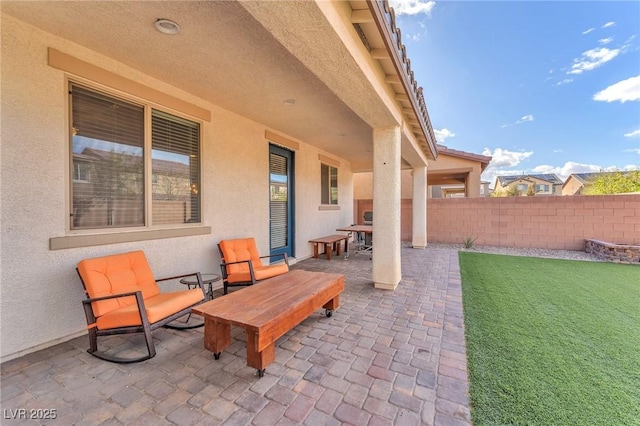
top-left (1, 244), bottom-right (471, 425)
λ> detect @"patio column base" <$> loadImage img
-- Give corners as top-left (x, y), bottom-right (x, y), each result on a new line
top-left (412, 244), bottom-right (426, 249)
top-left (374, 281), bottom-right (399, 290)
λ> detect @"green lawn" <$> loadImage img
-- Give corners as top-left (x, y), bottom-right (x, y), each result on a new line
top-left (458, 252), bottom-right (640, 426)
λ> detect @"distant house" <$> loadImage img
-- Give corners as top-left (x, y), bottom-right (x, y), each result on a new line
top-left (562, 171), bottom-right (639, 195)
top-left (493, 174), bottom-right (563, 196)
top-left (562, 173), bottom-right (599, 195)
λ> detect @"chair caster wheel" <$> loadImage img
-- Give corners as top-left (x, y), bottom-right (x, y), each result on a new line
top-left (257, 369), bottom-right (265, 378)
top-left (214, 352), bottom-right (221, 360)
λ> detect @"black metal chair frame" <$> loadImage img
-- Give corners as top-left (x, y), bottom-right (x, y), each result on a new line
top-left (218, 244), bottom-right (289, 294)
top-left (78, 271), bottom-right (206, 364)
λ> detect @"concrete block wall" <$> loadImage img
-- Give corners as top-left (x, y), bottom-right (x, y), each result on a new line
top-left (426, 194), bottom-right (640, 250)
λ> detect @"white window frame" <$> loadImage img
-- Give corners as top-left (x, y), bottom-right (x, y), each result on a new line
top-left (72, 161), bottom-right (90, 183)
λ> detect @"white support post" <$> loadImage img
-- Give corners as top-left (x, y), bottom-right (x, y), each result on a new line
top-left (372, 126), bottom-right (401, 290)
top-left (412, 166), bottom-right (427, 248)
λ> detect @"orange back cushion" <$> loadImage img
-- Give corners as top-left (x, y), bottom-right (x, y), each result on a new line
top-left (219, 238), bottom-right (263, 275)
top-left (77, 251), bottom-right (160, 317)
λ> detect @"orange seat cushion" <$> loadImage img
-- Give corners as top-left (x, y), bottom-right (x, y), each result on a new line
top-left (95, 288), bottom-right (204, 330)
top-left (227, 263), bottom-right (290, 284)
top-left (78, 251), bottom-right (160, 317)
top-left (219, 238), bottom-right (263, 276)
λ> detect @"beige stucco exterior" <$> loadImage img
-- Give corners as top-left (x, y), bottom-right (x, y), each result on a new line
top-left (0, 14), bottom-right (351, 361)
top-left (353, 146), bottom-right (491, 200)
top-left (563, 175), bottom-right (585, 195)
top-left (0, 1), bottom-right (439, 361)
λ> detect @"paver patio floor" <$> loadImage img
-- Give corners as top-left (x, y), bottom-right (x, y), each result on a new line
top-left (1, 245), bottom-right (471, 425)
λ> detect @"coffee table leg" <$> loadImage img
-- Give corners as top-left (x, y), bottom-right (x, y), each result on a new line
top-left (203, 317), bottom-right (231, 358)
top-left (246, 331), bottom-right (275, 376)
top-left (323, 295), bottom-right (340, 311)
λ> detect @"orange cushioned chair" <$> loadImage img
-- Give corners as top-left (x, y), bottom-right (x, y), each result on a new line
top-left (77, 250), bottom-right (206, 363)
top-left (218, 237), bottom-right (289, 294)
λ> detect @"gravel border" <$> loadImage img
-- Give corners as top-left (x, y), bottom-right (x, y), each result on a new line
top-left (425, 242), bottom-right (603, 262)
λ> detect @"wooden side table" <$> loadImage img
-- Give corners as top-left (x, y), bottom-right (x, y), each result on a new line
top-left (309, 235), bottom-right (349, 260)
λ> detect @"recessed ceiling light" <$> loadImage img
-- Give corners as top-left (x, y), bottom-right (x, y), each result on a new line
top-left (154, 18), bottom-right (181, 35)
top-left (283, 99), bottom-right (297, 106)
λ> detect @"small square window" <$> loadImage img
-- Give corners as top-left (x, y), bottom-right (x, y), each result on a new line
top-left (321, 164), bottom-right (338, 205)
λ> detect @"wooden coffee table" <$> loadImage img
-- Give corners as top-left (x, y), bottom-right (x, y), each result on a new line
top-left (192, 269), bottom-right (344, 377)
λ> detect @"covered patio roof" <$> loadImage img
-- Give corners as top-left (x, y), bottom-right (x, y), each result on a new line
top-left (3, 0), bottom-right (437, 170)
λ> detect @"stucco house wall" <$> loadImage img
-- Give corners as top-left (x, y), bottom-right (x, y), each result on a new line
top-left (0, 15), bottom-right (353, 361)
top-left (354, 151), bottom-right (487, 201)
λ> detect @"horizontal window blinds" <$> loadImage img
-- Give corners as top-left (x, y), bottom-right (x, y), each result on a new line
top-left (270, 153), bottom-right (288, 249)
top-left (151, 110), bottom-right (201, 225)
top-left (72, 85), bottom-right (144, 147)
top-left (70, 84), bottom-right (144, 229)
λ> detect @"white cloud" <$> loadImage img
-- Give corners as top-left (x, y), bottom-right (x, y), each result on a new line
top-left (482, 158), bottom-right (640, 187)
top-left (433, 128), bottom-right (456, 143)
top-left (599, 37), bottom-right (614, 45)
top-left (389, 0), bottom-right (436, 16)
top-left (557, 78), bottom-right (574, 86)
top-left (624, 148), bottom-right (640, 154)
top-left (553, 149), bottom-right (564, 153)
top-left (501, 115), bottom-right (534, 128)
top-left (567, 47), bottom-right (620, 75)
top-left (482, 148), bottom-right (533, 168)
top-left (593, 75), bottom-right (640, 103)
top-left (532, 163), bottom-right (640, 181)
top-left (582, 28), bottom-right (595, 35)
top-left (602, 21), bottom-right (616, 28)
top-left (624, 129), bottom-right (640, 137)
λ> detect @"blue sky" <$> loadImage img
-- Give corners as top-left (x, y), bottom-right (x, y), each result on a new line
top-left (389, 0), bottom-right (640, 186)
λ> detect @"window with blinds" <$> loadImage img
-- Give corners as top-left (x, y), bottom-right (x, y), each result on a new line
top-left (69, 83), bottom-right (201, 230)
top-left (321, 163), bottom-right (338, 205)
top-left (151, 110), bottom-right (200, 224)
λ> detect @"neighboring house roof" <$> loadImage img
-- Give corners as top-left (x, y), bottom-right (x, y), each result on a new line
top-left (436, 144), bottom-right (492, 171)
top-left (562, 171), bottom-right (636, 190)
top-left (495, 174), bottom-right (563, 187)
top-left (570, 172), bottom-right (603, 183)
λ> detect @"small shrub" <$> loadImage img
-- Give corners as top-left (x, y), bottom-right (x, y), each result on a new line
top-left (463, 236), bottom-right (478, 249)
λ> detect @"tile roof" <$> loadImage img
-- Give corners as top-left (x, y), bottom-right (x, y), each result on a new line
top-left (436, 145), bottom-right (492, 170)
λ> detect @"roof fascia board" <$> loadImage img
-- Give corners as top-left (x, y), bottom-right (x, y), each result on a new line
top-left (367, 0), bottom-right (438, 160)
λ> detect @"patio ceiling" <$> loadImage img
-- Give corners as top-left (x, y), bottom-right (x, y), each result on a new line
top-left (3, 0), bottom-right (436, 172)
